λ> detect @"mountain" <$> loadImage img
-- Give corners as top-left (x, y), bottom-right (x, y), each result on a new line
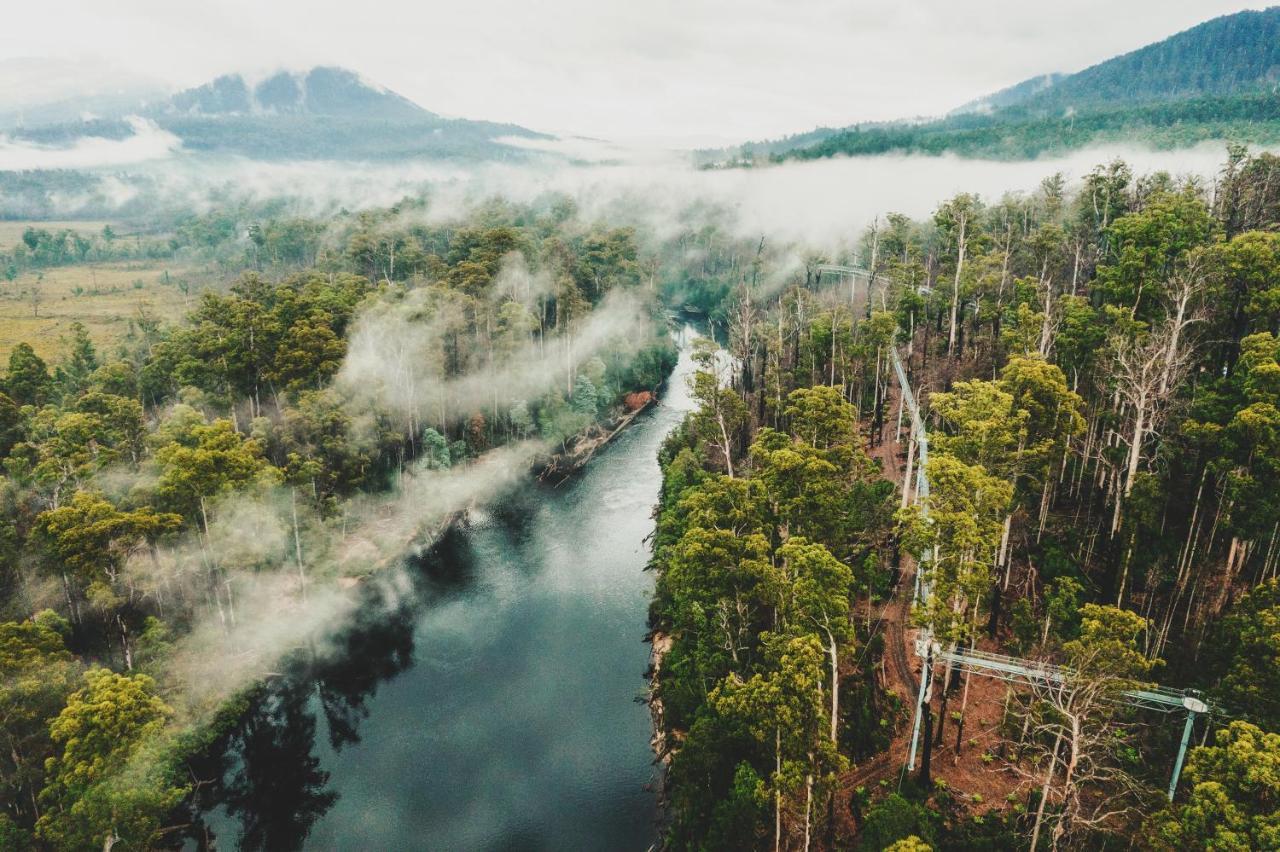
top-left (748, 7), bottom-right (1280, 164)
top-left (0, 57), bottom-right (165, 130)
top-left (163, 67), bottom-right (429, 122)
top-left (3, 65), bottom-right (550, 162)
top-left (949, 73), bottom-right (1065, 116)
top-left (1016, 7), bottom-right (1280, 114)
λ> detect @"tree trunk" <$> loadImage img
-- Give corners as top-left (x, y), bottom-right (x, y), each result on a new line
top-left (954, 666), bottom-right (974, 760)
top-left (117, 614), bottom-right (132, 671)
top-left (1112, 400), bottom-right (1148, 535)
top-left (718, 412), bottom-right (735, 478)
top-left (947, 214), bottom-right (967, 356)
top-left (828, 630), bottom-right (839, 744)
top-left (803, 770), bottom-right (813, 852)
top-left (292, 488), bottom-right (307, 600)
top-left (1029, 730), bottom-right (1063, 852)
top-left (775, 726), bottom-right (782, 852)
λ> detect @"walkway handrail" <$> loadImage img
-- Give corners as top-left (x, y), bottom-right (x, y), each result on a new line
top-left (835, 261), bottom-right (1207, 798)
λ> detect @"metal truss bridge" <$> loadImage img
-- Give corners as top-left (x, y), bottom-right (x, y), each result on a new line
top-left (818, 263), bottom-right (1213, 801)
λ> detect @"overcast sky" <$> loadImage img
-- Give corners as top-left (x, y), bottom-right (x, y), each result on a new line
top-left (0, 1), bottom-right (1270, 144)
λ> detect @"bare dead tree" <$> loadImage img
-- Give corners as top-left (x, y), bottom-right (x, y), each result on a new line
top-left (1108, 314), bottom-right (1196, 537)
top-left (1158, 257), bottom-right (1207, 396)
top-left (1011, 651), bottom-right (1158, 851)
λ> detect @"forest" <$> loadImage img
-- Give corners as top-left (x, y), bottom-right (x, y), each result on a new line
top-left (4, 134), bottom-right (1280, 850)
top-left (649, 144), bottom-right (1280, 850)
top-left (0, 194), bottom-right (695, 849)
top-left (764, 92), bottom-right (1280, 163)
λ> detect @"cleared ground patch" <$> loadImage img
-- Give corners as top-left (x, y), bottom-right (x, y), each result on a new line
top-left (0, 220), bottom-right (123, 250)
top-left (0, 262), bottom-right (197, 360)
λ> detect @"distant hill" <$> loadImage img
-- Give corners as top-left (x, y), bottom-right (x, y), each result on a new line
top-left (3, 66), bottom-right (550, 162)
top-left (0, 58), bottom-right (165, 130)
top-left (950, 73), bottom-right (1065, 116)
top-left (163, 67), bottom-right (429, 122)
top-left (1017, 7), bottom-right (1280, 113)
top-left (745, 7), bottom-right (1280, 164)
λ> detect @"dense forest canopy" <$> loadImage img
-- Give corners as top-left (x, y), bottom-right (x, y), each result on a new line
top-left (1009, 7), bottom-right (1280, 113)
top-left (3, 114), bottom-right (1280, 851)
top-left (0, 191), bottom-right (749, 848)
top-left (649, 144), bottom-right (1280, 850)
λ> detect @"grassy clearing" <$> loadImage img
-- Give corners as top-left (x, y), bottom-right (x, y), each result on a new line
top-left (0, 262), bottom-right (198, 360)
top-left (0, 220), bottom-right (122, 250)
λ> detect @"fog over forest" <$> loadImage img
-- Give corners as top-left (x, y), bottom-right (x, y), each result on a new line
top-left (2, 4), bottom-right (1280, 852)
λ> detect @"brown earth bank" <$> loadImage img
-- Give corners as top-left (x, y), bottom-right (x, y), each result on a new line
top-left (537, 395), bottom-right (658, 484)
top-left (838, 375), bottom-right (1030, 846)
top-left (646, 371), bottom-right (1030, 850)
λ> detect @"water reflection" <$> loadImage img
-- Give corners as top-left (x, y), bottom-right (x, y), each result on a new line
top-left (180, 582), bottom-right (422, 851)
top-left (181, 326), bottom-right (699, 851)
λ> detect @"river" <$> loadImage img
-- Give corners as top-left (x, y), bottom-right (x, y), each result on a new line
top-left (183, 325), bottom-right (699, 851)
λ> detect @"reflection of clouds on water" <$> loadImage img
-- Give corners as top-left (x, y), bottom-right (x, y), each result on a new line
top-left (463, 505), bottom-right (495, 528)
top-left (600, 485), bottom-right (649, 512)
top-left (661, 325), bottom-right (702, 414)
top-left (199, 327), bottom-right (698, 850)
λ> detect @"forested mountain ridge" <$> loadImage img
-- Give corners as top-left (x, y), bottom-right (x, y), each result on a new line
top-left (163, 67), bottom-right (430, 120)
top-left (1013, 7), bottom-right (1280, 113)
top-left (949, 73), bottom-right (1065, 116)
top-left (3, 65), bottom-right (549, 161)
top-left (722, 8), bottom-right (1280, 164)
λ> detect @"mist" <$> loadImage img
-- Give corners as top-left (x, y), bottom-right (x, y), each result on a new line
top-left (0, 116), bottom-right (180, 170)
top-left (337, 287), bottom-right (651, 430)
top-left (127, 441), bottom-right (545, 722)
top-left (8, 138), bottom-right (1260, 254)
top-left (117, 268), bottom-right (651, 724)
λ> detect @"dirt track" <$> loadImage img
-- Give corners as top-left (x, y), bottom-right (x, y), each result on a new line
top-left (837, 373), bottom-right (1023, 825)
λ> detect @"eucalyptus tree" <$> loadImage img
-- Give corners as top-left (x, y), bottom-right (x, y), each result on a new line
top-left (934, 194), bottom-right (985, 357)
top-left (1020, 605), bottom-right (1159, 851)
top-left (712, 633), bottom-right (845, 852)
top-left (1151, 721), bottom-right (1280, 851)
top-left (35, 668), bottom-right (183, 851)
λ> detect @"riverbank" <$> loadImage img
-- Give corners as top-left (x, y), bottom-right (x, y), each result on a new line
top-left (537, 394), bottom-right (657, 484)
top-left (647, 630), bottom-right (674, 764)
top-left (182, 327), bottom-right (703, 849)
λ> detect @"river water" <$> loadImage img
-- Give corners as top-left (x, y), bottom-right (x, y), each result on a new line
top-left (185, 326), bottom-right (698, 851)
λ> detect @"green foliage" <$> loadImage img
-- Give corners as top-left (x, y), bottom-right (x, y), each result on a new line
top-left (654, 364), bottom-right (893, 849)
top-left (35, 668), bottom-right (183, 851)
top-left (859, 793), bottom-right (938, 850)
top-left (914, 455), bottom-right (1011, 643)
top-left (153, 415), bottom-right (276, 522)
top-left (0, 613), bottom-right (78, 823)
top-left (37, 491), bottom-right (181, 599)
top-left (1042, 576), bottom-right (1084, 645)
top-left (1064, 603), bottom-right (1158, 682)
top-left (1151, 721), bottom-right (1280, 851)
top-left (1208, 579), bottom-right (1280, 728)
top-left (4, 343), bottom-right (52, 407)
top-left (420, 427), bottom-right (452, 470)
top-left (1095, 189), bottom-right (1215, 318)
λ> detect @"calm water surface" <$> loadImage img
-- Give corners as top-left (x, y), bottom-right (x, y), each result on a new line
top-left (186, 328), bottom-right (698, 852)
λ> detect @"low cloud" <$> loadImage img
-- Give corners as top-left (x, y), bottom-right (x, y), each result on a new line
top-left (128, 441), bottom-right (544, 720)
top-left (0, 116), bottom-right (180, 171)
top-left (8, 139), bottom-right (1259, 255)
top-left (337, 288), bottom-right (650, 429)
